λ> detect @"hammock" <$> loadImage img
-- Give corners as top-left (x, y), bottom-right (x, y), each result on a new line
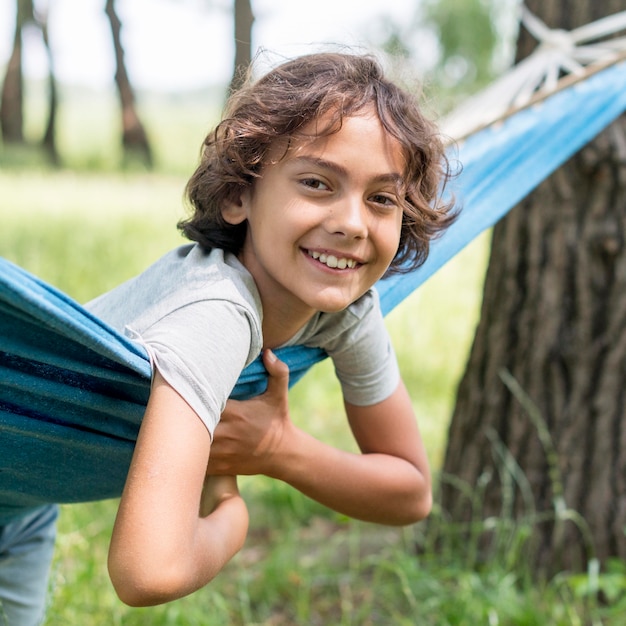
top-left (2, 11), bottom-right (626, 520)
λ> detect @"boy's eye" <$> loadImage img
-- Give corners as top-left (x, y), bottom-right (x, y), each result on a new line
top-left (370, 194), bottom-right (397, 207)
top-left (300, 178), bottom-right (329, 191)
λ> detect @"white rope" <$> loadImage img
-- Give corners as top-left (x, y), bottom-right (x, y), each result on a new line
top-left (441, 6), bottom-right (626, 140)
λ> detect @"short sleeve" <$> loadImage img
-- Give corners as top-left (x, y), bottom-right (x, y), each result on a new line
top-left (129, 300), bottom-right (259, 438)
top-left (324, 295), bottom-right (400, 406)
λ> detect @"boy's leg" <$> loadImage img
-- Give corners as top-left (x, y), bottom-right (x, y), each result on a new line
top-left (0, 505), bottom-right (59, 626)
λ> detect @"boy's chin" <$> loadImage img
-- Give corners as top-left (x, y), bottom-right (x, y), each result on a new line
top-left (316, 295), bottom-right (368, 314)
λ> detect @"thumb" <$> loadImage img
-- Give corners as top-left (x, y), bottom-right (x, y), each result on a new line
top-left (262, 349), bottom-right (289, 394)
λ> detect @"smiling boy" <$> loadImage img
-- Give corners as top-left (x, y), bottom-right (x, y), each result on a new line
top-left (84, 52), bottom-right (456, 607)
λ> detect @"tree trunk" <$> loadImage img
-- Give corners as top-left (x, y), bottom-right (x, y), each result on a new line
top-left (37, 5), bottom-right (60, 165)
top-left (228, 0), bottom-right (255, 94)
top-left (0, 0), bottom-right (33, 144)
top-left (104, 0), bottom-right (152, 167)
top-left (440, 0), bottom-right (626, 575)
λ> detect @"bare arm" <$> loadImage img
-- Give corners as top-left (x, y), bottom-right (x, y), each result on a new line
top-left (108, 370), bottom-right (249, 607)
top-left (208, 350), bottom-right (431, 525)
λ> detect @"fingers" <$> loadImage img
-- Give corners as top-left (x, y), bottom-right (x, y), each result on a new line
top-left (205, 474), bottom-right (239, 496)
top-left (262, 349), bottom-right (289, 395)
top-left (200, 475), bottom-right (240, 516)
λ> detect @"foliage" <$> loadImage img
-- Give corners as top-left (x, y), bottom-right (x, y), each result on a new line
top-left (371, 0), bottom-right (520, 112)
top-left (422, 0), bottom-right (498, 86)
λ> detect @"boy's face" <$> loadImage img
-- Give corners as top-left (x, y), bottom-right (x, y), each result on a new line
top-left (223, 108), bottom-right (405, 334)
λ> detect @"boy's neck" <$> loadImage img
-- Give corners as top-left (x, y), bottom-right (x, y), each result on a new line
top-left (260, 301), bottom-right (316, 349)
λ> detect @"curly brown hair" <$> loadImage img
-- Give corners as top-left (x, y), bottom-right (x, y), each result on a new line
top-left (180, 52), bottom-right (456, 275)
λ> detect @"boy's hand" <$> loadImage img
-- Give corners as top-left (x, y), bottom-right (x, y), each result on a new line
top-left (199, 474), bottom-right (242, 517)
top-left (208, 350), bottom-right (292, 476)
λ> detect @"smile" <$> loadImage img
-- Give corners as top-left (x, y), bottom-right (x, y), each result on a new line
top-left (307, 250), bottom-right (357, 270)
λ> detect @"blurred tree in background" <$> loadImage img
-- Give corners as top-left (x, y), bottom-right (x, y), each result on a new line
top-left (423, 0), bottom-right (499, 88)
top-left (1, 0), bottom-right (33, 144)
top-left (372, 0), bottom-right (518, 111)
top-left (0, 0), bottom-right (153, 167)
top-left (228, 0), bottom-right (254, 94)
top-left (104, 0), bottom-right (152, 167)
top-left (0, 0), bottom-right (59, 162)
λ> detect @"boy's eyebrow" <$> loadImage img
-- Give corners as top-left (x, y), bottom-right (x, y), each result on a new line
top-left (290, 155), bottom-right (403, 185)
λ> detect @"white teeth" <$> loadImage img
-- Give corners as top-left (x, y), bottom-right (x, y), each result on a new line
top-left (308, 250), bottom-right (356, 269)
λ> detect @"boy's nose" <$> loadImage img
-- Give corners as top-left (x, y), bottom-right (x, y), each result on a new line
top-left (325, 197), bottom-right (368, 239)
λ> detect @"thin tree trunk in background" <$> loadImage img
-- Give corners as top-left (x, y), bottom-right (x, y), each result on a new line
top-left (228, 0), bottom-right (255, 94)
top-left (440, 0), bottom-right (626, 575)
top-left (0, 0), bottom-right (33, 144)
top-left (104, 0), bottom-right (152, 167)
top-left (37, 5), bottom-right (59, 164)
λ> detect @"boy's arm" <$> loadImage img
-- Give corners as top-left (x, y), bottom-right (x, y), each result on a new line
top-left (108, 370), bottom-right (249, 607)
top-left (208, 351), bottom-right (431, 525)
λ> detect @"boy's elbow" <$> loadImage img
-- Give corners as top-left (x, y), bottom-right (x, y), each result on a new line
top-left (111, 581), bottom-right (165, 608)
top-left (409, 470), bottom-right (434, 523)
top-left (109, 570), bottom-right (172, 607)
top-left (109, 557), bottom-right (198, 607)
top-left (111, 581), bottom-right (158, 608)
top-left (393, 485), bottom-right (433, 526)
top-left (410, 488), bottom-right (433, 524)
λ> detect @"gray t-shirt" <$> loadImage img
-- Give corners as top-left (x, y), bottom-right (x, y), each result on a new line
top-left (87, 244), bottom-right (399, 437)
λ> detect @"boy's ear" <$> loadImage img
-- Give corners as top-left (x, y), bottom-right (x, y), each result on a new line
top-left (222, 189), bottom-right (250, 225)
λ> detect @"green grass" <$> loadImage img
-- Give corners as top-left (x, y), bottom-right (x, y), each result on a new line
top-left (2, 145), bottom-right (623, 623)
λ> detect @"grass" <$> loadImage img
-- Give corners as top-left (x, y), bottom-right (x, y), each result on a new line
top-left (3, 103), bottom-right (624, 623)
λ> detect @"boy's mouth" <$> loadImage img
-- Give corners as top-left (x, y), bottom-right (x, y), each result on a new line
top-left (306, 249), bottom-right (358, 270)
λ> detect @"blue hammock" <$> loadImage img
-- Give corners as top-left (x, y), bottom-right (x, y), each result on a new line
top-left (2, 59), bottom-right (626, 521)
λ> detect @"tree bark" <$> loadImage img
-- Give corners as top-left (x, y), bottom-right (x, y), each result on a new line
top-left (104, 0), bottom-right (152, 167)
top-left (228, 0), bottom-right (255, 95)
top-left (440, 0), bottom-right (626, 575)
